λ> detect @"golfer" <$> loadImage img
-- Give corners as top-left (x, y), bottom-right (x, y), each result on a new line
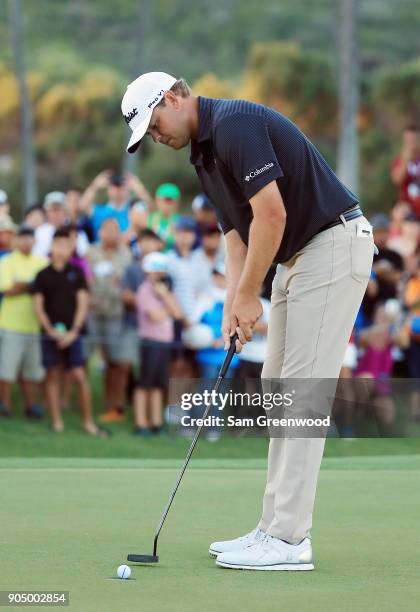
top-left (121, 72), bottom-right (375, 571)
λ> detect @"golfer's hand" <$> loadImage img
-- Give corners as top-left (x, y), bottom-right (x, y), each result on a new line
top-left (222, 313), bottom-right (240, 352)
top-left (230, 292), bottom-right (262, 353)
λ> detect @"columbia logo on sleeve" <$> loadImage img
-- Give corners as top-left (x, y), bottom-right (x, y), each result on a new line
top-left (245, 162), bottom-right (275, 182)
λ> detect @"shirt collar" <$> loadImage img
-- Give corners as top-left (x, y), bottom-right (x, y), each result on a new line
top-left (190, 97), bottom-right (213, 165)
top-left (196, 97), bottom-right (213, 143)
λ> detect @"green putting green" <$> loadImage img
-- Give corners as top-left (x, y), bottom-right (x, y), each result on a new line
top-left (1, 456), bottom-right (419, 612)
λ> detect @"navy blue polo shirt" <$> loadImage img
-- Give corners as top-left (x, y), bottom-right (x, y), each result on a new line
top-left (190, 97), bottom-right (359, 263)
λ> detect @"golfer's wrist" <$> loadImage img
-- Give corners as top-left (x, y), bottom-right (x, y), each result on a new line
top-left (236, 286), bottom-right (259, 299)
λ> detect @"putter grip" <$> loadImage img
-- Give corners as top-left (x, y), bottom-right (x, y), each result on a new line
top-left (219, 333), bottom-right (238, 378)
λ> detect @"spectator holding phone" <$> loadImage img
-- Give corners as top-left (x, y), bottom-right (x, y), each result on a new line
top-left (79, 170), bottom-right (152, 240)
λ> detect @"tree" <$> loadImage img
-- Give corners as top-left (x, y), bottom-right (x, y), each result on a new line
top-left (336, 0), bottom-right (360, 194)
top-left (123, 0), bottom-right (150, 175)
top-left (8, 0), bottom-right (37, 209)
top-left (239, 42), bottom-right (337, 140)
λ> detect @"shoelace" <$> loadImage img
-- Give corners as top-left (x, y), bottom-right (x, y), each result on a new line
top-left (261, 534), bottom-right (274, 549)
top-left (238, 529), bottom-right (256, 542)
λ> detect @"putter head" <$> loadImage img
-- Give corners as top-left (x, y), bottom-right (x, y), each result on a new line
top-left (127, 554), bottom-right (159, 564)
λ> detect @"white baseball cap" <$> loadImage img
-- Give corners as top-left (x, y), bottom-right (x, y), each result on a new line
top-left (43, 191), bottom-right (66, 208)
top-left (142, 252), bottom-right (170, 274)
top-left (122, 72), bottom-right (177, 154)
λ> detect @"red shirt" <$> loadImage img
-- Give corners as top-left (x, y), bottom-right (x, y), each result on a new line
top-left (392, 156), bottom-right (420, 218)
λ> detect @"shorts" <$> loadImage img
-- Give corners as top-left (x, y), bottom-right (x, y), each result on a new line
top-left (88, 317), bottom-right (137, 364)
top-left (41, 335), bottom-right (85, 371)
top-left (0, 330), bottom-right (44, 382)
top-left (138, 340), bottom-right (172, 390)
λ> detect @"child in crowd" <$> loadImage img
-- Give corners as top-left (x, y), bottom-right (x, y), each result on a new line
top-left (134, 252), bottom-right (182, 436)
top-left (354, 303), bottom-right (401, 426)
top-left (33, 227), bottom-right (107, 436)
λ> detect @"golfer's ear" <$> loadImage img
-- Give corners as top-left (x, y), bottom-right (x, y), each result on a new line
top-left (250, 181), bottom-right (287, 222)
top-left (165, 90), bottom-right (178, 107)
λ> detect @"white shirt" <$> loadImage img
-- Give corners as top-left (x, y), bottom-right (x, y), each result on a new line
top-left (239, 298), bottom-right (270, 363)
top-left (33, 223), bottom-right (89, 257)
top-left (166, 248), bottom-right (212, 321)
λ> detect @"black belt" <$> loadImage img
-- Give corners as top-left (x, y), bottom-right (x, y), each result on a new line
top-left (315, 204), bottom-right (363, 235)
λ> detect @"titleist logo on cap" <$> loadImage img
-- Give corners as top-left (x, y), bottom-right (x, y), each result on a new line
top-left (124, 108), bottom-right (138, 125)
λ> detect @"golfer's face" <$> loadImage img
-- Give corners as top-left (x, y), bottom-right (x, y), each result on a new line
top-left (147, 105), bottom-right (190, 150)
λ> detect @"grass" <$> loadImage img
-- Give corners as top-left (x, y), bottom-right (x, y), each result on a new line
top-left (2, 379), bottom-right (420, 459)
top-left (0, 456), bottom-right (419, 612)
top-left (2, 405), bottom-right (420, 459)
top-left (3, 370), bottom-right (420, 611)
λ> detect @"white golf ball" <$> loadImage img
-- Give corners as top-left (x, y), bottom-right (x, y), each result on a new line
top-left (117, 564), bottom-right (131, 580)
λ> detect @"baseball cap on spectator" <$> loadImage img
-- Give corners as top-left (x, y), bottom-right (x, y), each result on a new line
top-left (0, 189), bottom-right (8, 204)
top-left (370, 213), bottom-right (390, 230)
top-left (0, 217), bottom-right (17, 232)
top-left (17, 224), bottom-right (35, 237)
top-left (192, 193), bottom-right (213, 212)
top-left (122, 72), bottom-right (177, 153)
top-left (142, 252), bottom-right (169, 273)
top-left (44, 191), bottom-right (66, 208)
top-left (155, 183), bottom-right (180, 201)
top-left (175, 216), bottom-right (197, 232)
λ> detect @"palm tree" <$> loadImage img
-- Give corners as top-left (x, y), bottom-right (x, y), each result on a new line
top-left (336, 0), bottom-right (360, 195)
top-left (8, 0), bottom-right (38, 210)
top-left (123, 0), bottom-right (149, 175)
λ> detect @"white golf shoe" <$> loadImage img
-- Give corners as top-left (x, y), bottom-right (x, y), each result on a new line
top-left (208, 527), bottom-right (265, 557)
top-left (216, 534), bottom-right (314, 571)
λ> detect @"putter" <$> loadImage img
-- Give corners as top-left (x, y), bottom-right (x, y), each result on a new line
top-left (127, 333), bottom-right (239, 564)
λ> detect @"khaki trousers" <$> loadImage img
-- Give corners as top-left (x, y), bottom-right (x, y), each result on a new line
top-left (258, 216), bottom-right (374, 543)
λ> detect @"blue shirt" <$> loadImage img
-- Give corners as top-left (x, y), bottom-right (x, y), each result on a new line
top-left (190, 97), bottom-right (359, 263)
top-left (197, 301), bottom-right (239, 368)
top-left (91, 202), bottom-right (130, 240)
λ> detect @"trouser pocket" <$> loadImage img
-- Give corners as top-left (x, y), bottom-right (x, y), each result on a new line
top-left (350, 234), bottom-right (374, 282)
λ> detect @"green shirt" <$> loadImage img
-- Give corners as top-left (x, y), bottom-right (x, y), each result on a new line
top-left (147, 211), bottom-right (181, 250)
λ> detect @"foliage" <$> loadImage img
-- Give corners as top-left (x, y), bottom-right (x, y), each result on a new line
top-left (1, 0), bottom-right (419, 215)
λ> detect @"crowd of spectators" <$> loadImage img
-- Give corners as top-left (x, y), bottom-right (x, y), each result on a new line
top-left (0, 125), bottom-right (419, 438)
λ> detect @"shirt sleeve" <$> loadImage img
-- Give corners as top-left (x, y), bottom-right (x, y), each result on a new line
top-left (214, 207), bottom-right (234, 235)
top-left (75, 267), bottom-right (88, 291)
top-left (214, 113), bottom-right (284, 201)
top-left (0, 257), bottom-right (12, 292)
top-left (31, 270), bottom-right (45, 295)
